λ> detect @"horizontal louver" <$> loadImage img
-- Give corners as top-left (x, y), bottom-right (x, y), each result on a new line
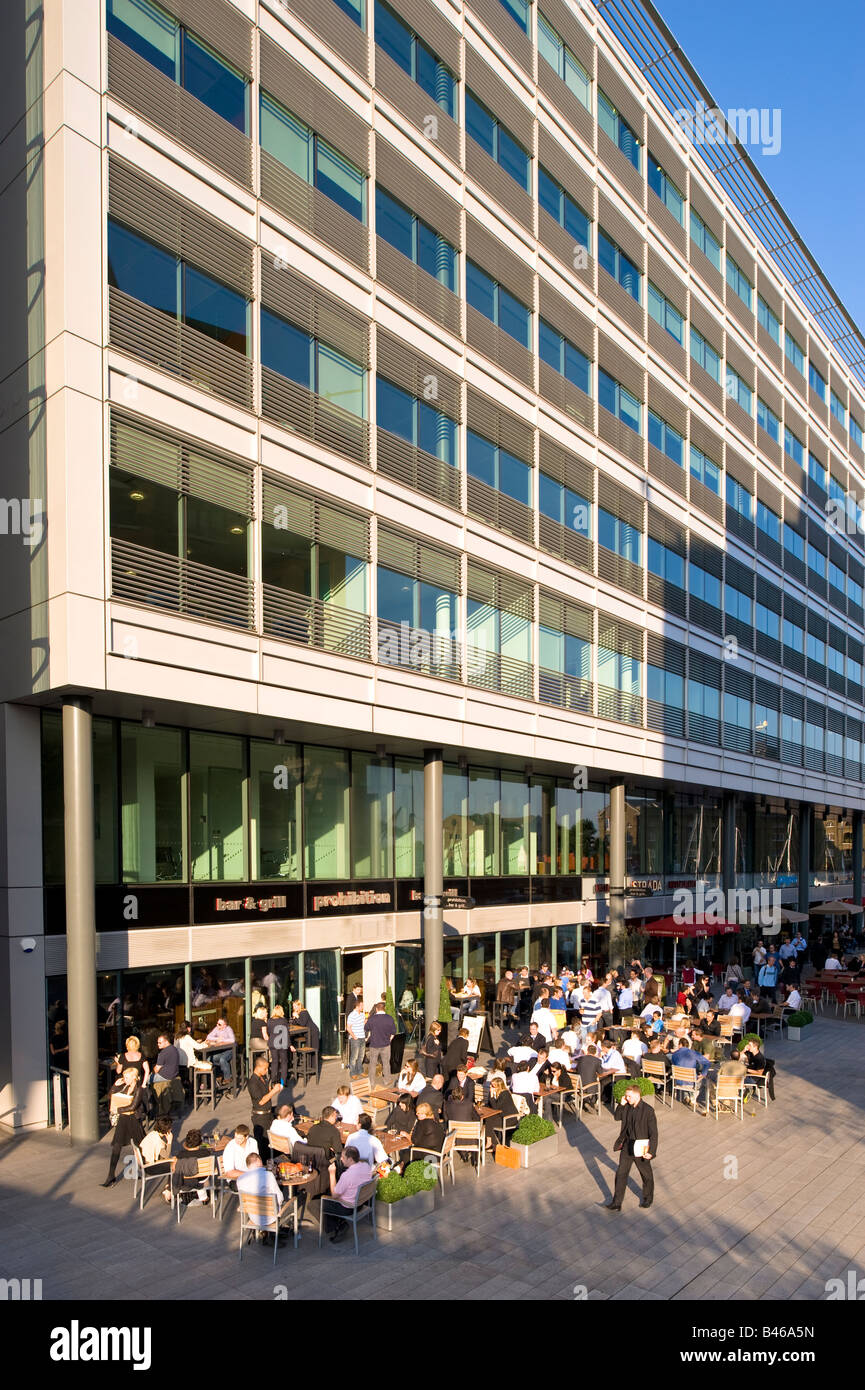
top-left (278, 0), bottom-right (369, 78)
top-left (112, 412), bottom-right (253, 513)
top-left (464, 47), bottom-right (534, 147)
top-left (260, 152), bottom-right (370, 271)
top-left (377, 523), bottom-right (461, 591)
top-left (376, 329), bottom-right (461, 420)
top-left (170, 0), bottom-right (251, 72)
top-left (389, 0), bottom-right (461, 70)
top-left (261, 259), bottom-right (369, 366)
top-left (375, 137), bottom-right (461, 247)
top-left (261, 36), bottom-right (369, 171)
top-left (467, 388), bottom-right (534, 464)
top-left (262, 475), bottom-right (368, 558)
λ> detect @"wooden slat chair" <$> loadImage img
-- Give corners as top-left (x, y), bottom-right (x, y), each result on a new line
top-left (410, 1131), bottom-right (456, 1193)
top-left (641, 1057), bottom-right (671, 1107)
top-left (671, 1064), bottom-right (701, 1111)
top-left (572, 1076), bottom-right (601, 1118)
top-left (239, 1190), bottom-right (299, 1263)
top-left (173, 1155), bottom-right (217, 1223)
top-left (766, 1005), bottom-right (790, 1039)
top-left (350, 1076), bottom-right (389, 1123)
top-left (711, 1076), bottom-right (745, 1120)
top-left (447, 1120), bottom-right (485, 1176)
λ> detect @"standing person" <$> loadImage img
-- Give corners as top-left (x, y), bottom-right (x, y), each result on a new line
top-left (606, 1082), bottom-right (658, 1211)
top-left (246, 1054), bottom-right (282, 1159)
top-left (441, 1026), bottom-right (469, 1083)
top-left (102, 1067), bottom-right (146, 1187)
top-left (418, 1018), bottom-right (443, 1079)
top-left (364, 1002), bottom-right (396, 1089)
top-left (345, 998), bottom-right (367, 1080)
top-left (114, 1035), bottom-right (150, 1086)
top-left (496, 969), bottom-right (517, 1026)
top-left (757, 952), bottom-right (781, 999)
top-left (249, 1004), bottom-right (269, 1061)
top-left (752, 940), bottom-right (767, 977)
top-left (267, 1005), bottom-right (294, 1087)
top-left (291, 1000), bottom-right (321, 1057)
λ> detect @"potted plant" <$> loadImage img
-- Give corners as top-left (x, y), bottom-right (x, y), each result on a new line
top-left (376, 1160), bottom-right (437, 1230)
top-left (786, 1010), bottom-right (814, 1042)
top-left (436, 975), bottom-right (452, 1051)
top-left (510, 1113), bottom-right (559, 1168)
top-left (739, 1033), bottom-right (762, 1050)
top-left (612, 1076), bottom-right (656, 1108)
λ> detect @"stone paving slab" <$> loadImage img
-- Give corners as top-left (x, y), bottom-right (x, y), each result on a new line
top-left (2, 1012), bottom-right (865, 1300)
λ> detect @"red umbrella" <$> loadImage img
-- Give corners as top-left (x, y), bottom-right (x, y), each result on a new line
top-left (641, 916), bottom-right (735, 976)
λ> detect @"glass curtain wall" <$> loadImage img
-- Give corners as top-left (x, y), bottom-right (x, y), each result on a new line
top-left (351, 752), bottom-right (393, 877)
top-left (394, 758), bottom-right (424, 877)
top-left (249, 740), bottom-right (302, 880)
top-left (190, 733), bottom-right (246, 881)
top-left (304, 746), bottom-right (349, 879)
top-left (443, 764), bottom-right (468, 876)
top-left (121, 723), bottom-right (186, 882)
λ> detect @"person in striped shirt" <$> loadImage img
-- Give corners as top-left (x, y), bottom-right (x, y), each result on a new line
top-left (578, 986), bottom-right (602, 1041)
top-left (345, 1001), bottom-right (367, 1078)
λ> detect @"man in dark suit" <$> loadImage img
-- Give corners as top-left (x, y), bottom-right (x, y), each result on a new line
top-left (606, 1083), bottom-right (658, 1210)
top-left (442, 1028), bottom-right (469, 1082)
top-left (416, 1074), bottom-right (446, 1118)
top-left (305, 1106), bottom-right (344, 1162)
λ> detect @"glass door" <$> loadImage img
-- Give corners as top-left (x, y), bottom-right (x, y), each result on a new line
top-left (304, 950), bottom-right (341, 1056)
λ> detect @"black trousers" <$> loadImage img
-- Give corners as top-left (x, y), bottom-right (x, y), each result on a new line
top-left (612, 1149), bottom-right (654, 1207)
top-left (270, 1049), bottom-right (289, 1085)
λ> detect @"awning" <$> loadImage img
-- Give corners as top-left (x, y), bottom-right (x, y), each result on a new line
top-left (642, 915), bottom-right (735, 937)
top-left (810, 900), bottom-right (864, 915)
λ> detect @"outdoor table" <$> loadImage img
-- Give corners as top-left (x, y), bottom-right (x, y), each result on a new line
top-left (375, 1129), bottom-right (412, 1156)
top-left (537, 1084), bottom-right (570, 1123)
top-left (370, 1086), bottom-right (402, 1104)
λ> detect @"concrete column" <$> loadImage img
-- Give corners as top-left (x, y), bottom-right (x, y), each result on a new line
top-left (798, 803), bottom-right (812, 918)
top-left (609, 779), bottom-right (626, 967)
top-left (722, 793), bottom-right (737, 895)
top-left (853, 812), bottom-right (863, 909)
top-left (63, 697), bottom-right (99, 1143)
top-left (423, 749), bottom-right (443, 1022)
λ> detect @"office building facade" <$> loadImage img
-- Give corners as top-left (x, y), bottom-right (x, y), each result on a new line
top-left (2, 0), bottom-right (864, 1132)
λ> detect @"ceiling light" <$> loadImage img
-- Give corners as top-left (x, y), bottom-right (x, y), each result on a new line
top-left (129, 490), bottom-right (145, 502)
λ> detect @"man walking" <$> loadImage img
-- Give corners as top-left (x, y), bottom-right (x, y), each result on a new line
top-left (606, 1082), bottom-right (658, 1210)
top-left (364, 1001), bottom-right (396, 1088)
top-left (346, 996), bottom-right (367, 1078)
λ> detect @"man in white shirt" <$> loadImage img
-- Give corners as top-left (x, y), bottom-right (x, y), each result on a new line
top-left (532, 1006), bottom-right (558, 1042)
top-left (237, 1153), bottom-right (283, 1235)
top-left (824, 954), bottom-right (842, 971)
top-left (717, 988), bottom-right (738, 1011)
top-left (348, 1114), bottom-right (389, 1168)
top-left (600, 1045), bottom-right (627, 1076)
top-left (752, 942), bottom-right (767, 971)
top-left (785, 985), bottom-right (802, 1010)
top-left (728, 995), bottom-right (751, 1028)
top-left (270, 1103), bottom-right (303, 1148)
top-left (560, 1026), bottom-right (581, 1055)
top-left (508, 1044), bottom-right (538, 1065)
top-left (332, 1087), bottom-right (366, 1125)
top-left (621, 1030), bottom-right (648, 1064)
top-left (548, 1042), bottom-right (572, 1068)
top-left (639, 1001), bottom-right (660, 1022)
top-left (593, 982), bottom-right (613, 1017)
top-left (511, 1064), bottom-right (540, 1102)
top-left (617, 985), bottom-right (634, 1012)
top-left (346, 1003), bottom-right (367, 1079)
top-left (221, 1124), bottom-right (260, 1180)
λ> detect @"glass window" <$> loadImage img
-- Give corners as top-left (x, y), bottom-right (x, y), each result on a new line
top-left (785, 330), bottom-right (805, 374)
top-left (726, 366), bottom-right (752, 415)
top-left (807, 452), bottom-right (827, 491)
top-left (316, 139), bottom-right (366, 222)
top-left (850, 416), bottom-right (863, 448)
top-left (121, 723), bottom-right (186, 882)
top-left (107, 0), bottom-right (178, 80)
top-left (688, 562), bottom-right (721, 608)
top-left (467, 261), bottom-right (531, 347)
top-left (725, 255), bottom-right (752, 309)
top-left (538, 319), bottom-right (591, 392)
top-left (468, 768), bottom-right (500, 876)
top-left (304, 746), bottom-right (349, 879)
top-left (647, 537), bottom-right (684, 586)
top-left (598, 90), bottom-right (640, 170)
top-left (374, 0), bottom-right (412, 69)
top-left (807, 543), bottom-right (826, 579)
top-left (333, 0), bottom-right (364, 27)
top-left (183, 265), bottom-right (247, 353)
top-left (190, 733), bottom-right (245, 882)
top-left (598, 229), bottom-right (641, 301)
top-left (500, 0), bottom-right (529, 33)
top-left (647, 283), bottom-right (683, 343)
top-left (260, 94), bottom-right (312, 180)
top-left (249, 740), bottom-right (301, 880)
top-left (756, 500), bottom-right (780, 543)
top-left (467, 430), bottom-right (531, 505)
top-left (756, 602), bottom-right (780, 640)
top-left (499, 928), bottom-right (526, 972)
top-left (726, 475), bottom-right (753, 520)
top-left (261, 307), bottom-right (311, 388)
top-left (831, 390), bottom-right (847, 427)
top-left (689, 445), bottom-right (720, 495)
top-left (318, 342), bottom-right (366, 417)
top-left (394, 758), bottom-right (424, 878)
top-left (756, 397), bottom-right (780, 442)
top-left (783, 524), bottom-right (805, 563)
top-left (181, 29), bottom-right (247, 132)
top-left (108, 219), bottom-right (178, 316)
top-left (783, 618), bottom-right (804, 653)
top-left (537, 166), bottom-right (590, 250)
top-left (465, 90), bottom-right (530, 190)
top-left (648, 410), bottom-right (683, 466)
top-left (538, 13), bottom-right (591, 109)
top-left (500, 772), bottom-right (530, 874)
top-left (784, 427), bottom-right (804, 467)
top-left (689, 326), bottom-right (720, 382)
top-left (724, 582), bottom-right (752, 624)
top-left (757, 296), bottom-right (781, 343)
top-left (351, 752), bottom-right (393, 878)
top-left (110, 467), bottom-right (179, 558)
top-left (185, 492), bottom-right (248, 576)
top-left (598, 507), bottom-right (641, 564)
top-left (598, 368), bottom-right (641, 434)
top-left (690, 209), bottom-right (721, 271)
top-left (376, 187), bottom-right (457, 289)
top-left (809, 362), bottom-right (827, 401)
top-left (443, 764), bottom-right (467, 876)
top-left (647, 156), bottom-right (684, 224)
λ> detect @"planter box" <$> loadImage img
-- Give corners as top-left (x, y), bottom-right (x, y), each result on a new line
top-left (787, 1026), bottom-right (810, 1041)
top-left (512, 1130), bottom-right (560, 1168)
top-left (378, 1188), bottom-right (436, 1231)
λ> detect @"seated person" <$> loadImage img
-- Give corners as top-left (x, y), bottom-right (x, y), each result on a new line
top-left (530, 1048), bottom-right (554, 1085)
top-left (269, 1103), bottom-right (303, 1149)
top-left (452, 1066), bottom-right (475, 1102)
top-left (325, 1147), bottom-right (374, 1244)
top-left (645, 1038), bottom-right (671, 1071)
top-left (700, 1008), bottom-right (722, 1035)
top-left (396, 1059), bottom-right (427, 1097)
top-left (385, 1095), bottom-right (416, 1139)
top-left (167, 1128), bottom-right (211, 1207)
top-left (548, 1062), bottom-right (573, 1091)
top-left (509, 1062), bottom-right (540, 1113)
top-left (575, 1044), bottom-right (604, 1089)
top-left (741, 1039), bottom-right (777, 1101)
top-left (415, 1074), bottom-right (446, 1118)
top-left (349, 1113), bottom-right (390, 1167)
top-left (237, 1153), bottom-right (284, 1244)
top-left (221, 1123), bottom-right (260, 1180)
top-left (508, 1041), bottom-right (539, 1065)
top-left (547, 1039), bottom-right (572, 1069)
top-left (410, 1101), bottom-right (445, 1154)
top-left (443, 1084), bottom-right (479, 1124)
top-left (526, 1022), bottom-right (548, 1054)
top-left (621, 1030), bottom-right (648, 1066)
top-left (670, 1037), bottom-right (711, 1098)
top-left (728, 992), bottom-right (751, 1028)
top-left (139, 1116), bottom-right (173, 1171)
top-left (305, 1106), bottom-right (344, 1161)
top-left (487, 1076), bottom-right (518, 1119)
top-left (332, 1085), bottom-right (365, 1127)
top-left (600, 1043), bottom-right (627, 1076)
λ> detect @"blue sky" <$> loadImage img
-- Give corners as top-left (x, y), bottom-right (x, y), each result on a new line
top-left (654, 0), bottom-right (865, 334)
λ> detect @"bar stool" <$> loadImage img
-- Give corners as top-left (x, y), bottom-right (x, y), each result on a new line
top-left (296, 1048), bottom-right (318, 1084)
top-left (192, 1065), bottom-right (214, 1111)
top-left (491, 1001), bottom-right (509, 1028)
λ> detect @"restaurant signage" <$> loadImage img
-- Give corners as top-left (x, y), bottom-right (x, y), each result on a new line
top-left (627, 878), bottom-right (664, 897)
top-left (305, 880), bottom-right (394, 917)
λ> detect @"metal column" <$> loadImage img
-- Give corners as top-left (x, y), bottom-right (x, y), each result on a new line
top-left (854, 811), bottom-right (863, 910)
top-left (722, 793), bottom-right (737, 896)
top-left (63, 697), bottom-right (99, 1144)
top-left (609, 779), bottom-right (626, 968)
top-left (798, 803), bottom-right (812, 918)
top-left (423, 749), bottom-right (444, 1020)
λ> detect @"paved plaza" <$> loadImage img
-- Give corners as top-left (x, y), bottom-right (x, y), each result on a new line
top-left (2, 1015), bottom-right (865, 1302)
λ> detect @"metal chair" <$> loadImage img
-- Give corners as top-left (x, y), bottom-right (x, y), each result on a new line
top-left (641, 1057), bottom-right (671, 1107)
top-left (173, 1156), bottom-right (216, 1223)
top-left (318, 1178), bottom-right (378, 1254)
top-left (572, 1076), bottom-right (601, 1118)
top-left (410, 1131), bottom-right (456, 1193)
top-left (766, 1005), bottom-right (790, 1039)
top-left (842, 991), bottom-right (862, 1020)
top-left (711, 1076), bottom-right (745, 1120)
top-left (191, 1064), bottom-right (214, 1111)
top-left (489, 1109), bottom-right (520, 1145)
top-left (744, 1070), bottom-right (769, 1108)
top-left (447, 1120), bottom-right (485, 1176)
top-left (130, 1142), bottom-right (172, 1210)
top-left (215, 1152), bottom-right (242, 1220)
top-left (239, 1190), bottom-right (299, 1263)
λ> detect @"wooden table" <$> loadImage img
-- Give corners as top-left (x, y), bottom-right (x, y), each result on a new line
top-left (537, 1084), bottom-right (572, 1122)
top-left (370, 1086), bottom-right (401, 1104)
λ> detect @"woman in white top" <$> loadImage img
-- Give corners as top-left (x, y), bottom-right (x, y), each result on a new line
top-left (396, 1059), bottom-right (426, 1095)
top-left (332, 1085), bottom-right (366, 1125)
